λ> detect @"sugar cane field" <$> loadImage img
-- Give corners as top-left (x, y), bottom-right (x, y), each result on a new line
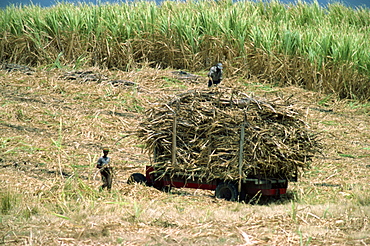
top-left (1, 1), bottom-right (370, 245)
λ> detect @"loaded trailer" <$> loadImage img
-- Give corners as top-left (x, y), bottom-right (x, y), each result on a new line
top-left (129, 89), bottom-right (315, 202)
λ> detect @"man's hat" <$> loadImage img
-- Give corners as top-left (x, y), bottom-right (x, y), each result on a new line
top-left (102, 147), bottom-right (109, 152)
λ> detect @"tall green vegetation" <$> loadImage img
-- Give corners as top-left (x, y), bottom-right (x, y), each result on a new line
top-left (0, 0), bottom-right (369, 99)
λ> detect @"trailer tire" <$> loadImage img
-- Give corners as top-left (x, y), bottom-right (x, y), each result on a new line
top-left (153, 182), bottom-right (171, 193)
top-left (127, 173), bottom-right (147, 185)
top-left (215, 182), bottom-right (238, 201)
top-left (161, 185), bottom-right (172, 193)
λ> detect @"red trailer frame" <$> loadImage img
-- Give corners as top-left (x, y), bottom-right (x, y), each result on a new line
top-left (128, 165), bottom-right (289, 202)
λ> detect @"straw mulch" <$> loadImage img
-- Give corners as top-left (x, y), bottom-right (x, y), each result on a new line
top-left (137, 88), bottom-right (320, 181)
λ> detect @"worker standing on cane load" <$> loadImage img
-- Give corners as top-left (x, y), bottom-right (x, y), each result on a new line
top-left (208, 63), bottom-right (223, 87)
top-left (97, 147), bottom-right (112, 191)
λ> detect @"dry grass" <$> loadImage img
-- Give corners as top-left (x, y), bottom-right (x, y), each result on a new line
top-left (0, 66), bottom-right (369, 245)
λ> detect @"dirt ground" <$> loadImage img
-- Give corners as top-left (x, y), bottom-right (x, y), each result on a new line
top-left (0, 67), bottom-right (369, 245)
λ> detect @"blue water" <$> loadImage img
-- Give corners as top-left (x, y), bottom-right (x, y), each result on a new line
top-left (0, 0), bottom-right (369, 9)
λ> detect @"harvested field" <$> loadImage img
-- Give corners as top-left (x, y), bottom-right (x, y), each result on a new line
top-left (0, 66), bottom-right (369, 245)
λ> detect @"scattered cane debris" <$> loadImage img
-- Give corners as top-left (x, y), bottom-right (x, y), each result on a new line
top-left (60, 70), bottom-right (109, 83)
top-left (1, 63), bottom-right (35, 75)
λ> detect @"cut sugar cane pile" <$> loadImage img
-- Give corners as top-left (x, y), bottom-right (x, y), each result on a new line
top-left (137, 88), bottom-right (320, 181)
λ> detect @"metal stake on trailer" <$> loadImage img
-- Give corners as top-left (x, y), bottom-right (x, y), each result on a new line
top-left (238, 121), bottom-right (246, 194)
top-left (172, 113), bottom-right (177, 167)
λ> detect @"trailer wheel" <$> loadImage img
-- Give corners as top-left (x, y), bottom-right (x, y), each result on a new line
top-left (161, 185), bottom-right (172, 193)
top-left (215, 182), bottom-right (238, 201)
top-left (153, 183), bottom-right (172, 193)
top-left (127, 173), bottom-right (147, 185)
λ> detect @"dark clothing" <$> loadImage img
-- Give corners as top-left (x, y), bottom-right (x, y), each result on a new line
top-left (208, 79), bottom-right (221, 87)
top-left (99, 167), bottom-right (112, 190)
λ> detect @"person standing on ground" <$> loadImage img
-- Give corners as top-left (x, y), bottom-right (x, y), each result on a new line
top-left (208, 63), bottom-right (223, 87)
top-left (96, 147), bottom-right (112, 191)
